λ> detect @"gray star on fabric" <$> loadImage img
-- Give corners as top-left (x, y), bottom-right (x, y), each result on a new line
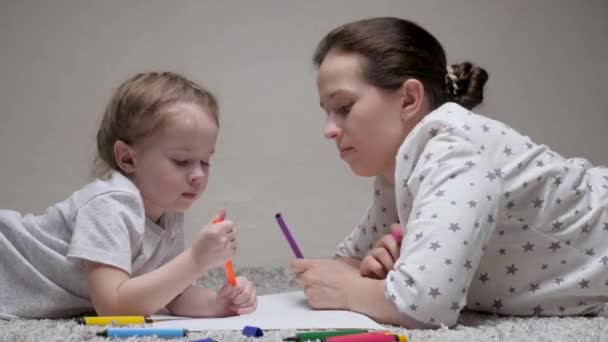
top-left (463, 124), bottom-right (471, 131)
top-left (554, 277), bottom-right (564, 285)
top-left (499, 248), bottom-right (506, 255)
top-left (451, 302), bottom-right (460, 311)
top-left (465, 160), bottom-right (475, 168)
top-left (552, 221), bottom-right (563, 231)
top-left (409, 304), bottom-right (418, 311)
top-left (579, 279), bottom-right (590, 288)
top-left (506, 264), bottom-right (518, 275)
top-left (482, 124), bottom-right (490, 132)
top-left (556, 198), bottom-right (562, 205)
top-left (505, 201), bottom-right (515, 210)
top-left (479, 273), bottom-right (489, 283)
top-left (585, 249), bottom-right (596, 256)
top-left (448, 223), bottom-right (461, 232)
top-left (468, 200), bottom-right (477, 208)
top-left (418, 265), bottom-right (426, 272)
top-left (529, 283), bottom-right (540, 293)
top-left (428, 288), bottom-right (441, 298)
top-left (415, 232), bottom-right (424, 241)
top-left (600, 256), bottom-right (608, 266)
top-left (429, 241), bottom-right (441, 251)
top-left (533, 305), bottom-right (544, 316)
top-left (536, 160), bottom-right (545, 168)
top-left (435, 190), bottom-right (445, 197)
top-left (522, 224), bottom-right (530, 230)
top-left (509, 287), bottom-right (516, 294)
top-left (375, 189), bottom-right (381, 196)
top-left (549, 241), bottom-right (561, 252)
top-left (464, 260), bottom-right (473, 270)
top-left (541, 264), bottom-right (549, 270)
top-left (503, 147), bottom-right (513, 156)
top-left (523, 182), bottom-right (529, 188)
top-left (526, 142), bottom-right (533, 150)
top-left (493, 299), bottom-right (503, 311)
top-left (486, 171), bottom-right (497, 181)
top-left (553, 177), bottom-right (562, 186)
top-left (581, 224), bottom-right (591, 234)
top-left (532, 197), bottom-right (544, 208)
top-left (403, 153), bottom-right (409, 160)
top-left (405, 277), bottom-right (415, 287)
top-left (523, 242), bottom-right (535, 252)
top-left (559, 306), bottom-right (566, 313)
top-left (487, 215), bottom-right (495, 225)
top-left (445, 258), bottom-right (453, 265)
top-left (424, 153), bottom-right (433, 162)
top-left (429, 128), bottom-right (439, 137)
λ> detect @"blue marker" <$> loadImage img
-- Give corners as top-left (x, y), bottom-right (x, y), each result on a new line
top-left (96, 327), bottom-right (188, 338)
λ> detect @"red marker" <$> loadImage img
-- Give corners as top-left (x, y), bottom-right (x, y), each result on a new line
top-left (390, 224), bottom-right (404, 244)
top-left (213, 209), bottom-right (236, 286)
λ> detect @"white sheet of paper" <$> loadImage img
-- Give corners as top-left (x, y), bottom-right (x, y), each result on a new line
top-left (151, 291), bottom-right (385, 330)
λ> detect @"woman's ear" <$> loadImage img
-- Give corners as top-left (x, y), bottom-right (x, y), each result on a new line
top-left (399, 79), bottom-right (427, 122)
top-left (113, 140), bottom-right (136, 174)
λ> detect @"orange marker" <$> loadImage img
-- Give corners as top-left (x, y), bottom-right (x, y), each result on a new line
top-left (212, 209), bottom-right (236, 286)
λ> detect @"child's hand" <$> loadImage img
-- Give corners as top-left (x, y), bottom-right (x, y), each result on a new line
top-left (218, 276), bottom-right (257, 315)
top-left (360, 224), bottom-right (403, 279)
top-left (191, 220), bottom-right (237, 270)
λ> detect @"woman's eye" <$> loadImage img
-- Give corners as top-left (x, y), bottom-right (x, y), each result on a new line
top-left (336, 104), bottom-right (352, 115)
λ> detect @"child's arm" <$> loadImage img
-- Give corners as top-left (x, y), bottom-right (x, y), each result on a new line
top-left (84, 219), bottom-right (236, 316)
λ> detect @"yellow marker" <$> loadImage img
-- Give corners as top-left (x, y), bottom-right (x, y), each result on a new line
top-left (75, 316), bottom-right (155, 326)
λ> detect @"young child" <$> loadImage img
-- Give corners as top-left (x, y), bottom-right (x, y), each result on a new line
top-left (0, 71), bottom-right (257, 319)
top-left (292, 17), bottom-right (608, 328)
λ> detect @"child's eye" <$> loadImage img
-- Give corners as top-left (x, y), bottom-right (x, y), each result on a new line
top-left (173, 159), bottom-right (190, 167)
top-left (200, 161), bottom-right (210, 168)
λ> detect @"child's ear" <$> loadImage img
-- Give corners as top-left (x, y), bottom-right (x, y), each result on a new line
top-left (113, 140), bottom-right (136, 174)
top-left (399, 78), bottom-right (426, 122)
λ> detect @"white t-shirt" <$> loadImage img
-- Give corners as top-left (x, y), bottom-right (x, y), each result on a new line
top-left (0, 171), bottom-right (184, 319)
top-left (336, 102), bottom-right (608, 327)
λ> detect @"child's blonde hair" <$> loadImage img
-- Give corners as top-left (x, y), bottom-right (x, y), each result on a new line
top-left (93, 71), bottom-right (219, 178)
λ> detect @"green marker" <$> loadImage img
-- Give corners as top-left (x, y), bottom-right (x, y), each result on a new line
top-left (283, 329), bottom-right (369, 342)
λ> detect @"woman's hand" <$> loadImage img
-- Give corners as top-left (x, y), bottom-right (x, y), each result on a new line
top-left (290, 258), bottom-right (362, 310)
top-left (360, 224), bottom-right (403, 279)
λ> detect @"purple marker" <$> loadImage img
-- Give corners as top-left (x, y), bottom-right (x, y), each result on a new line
top-left (275, 213), bottom-right (304, 258)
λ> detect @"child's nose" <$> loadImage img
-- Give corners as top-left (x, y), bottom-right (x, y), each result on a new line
top-left (189, 165), bottom-right (205, 184)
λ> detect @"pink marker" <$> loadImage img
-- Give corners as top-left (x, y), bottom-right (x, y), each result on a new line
top-left (391, 225), bottom-right (404, 244)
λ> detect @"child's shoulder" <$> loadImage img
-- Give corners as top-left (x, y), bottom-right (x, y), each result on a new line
top-left (70, 171), bottom-right (143, 211)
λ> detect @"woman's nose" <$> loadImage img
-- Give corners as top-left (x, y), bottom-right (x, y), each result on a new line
top-left (324, 118), bottom-right (341, 140)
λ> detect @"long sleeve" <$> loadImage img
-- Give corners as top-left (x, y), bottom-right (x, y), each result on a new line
top-left (385, 117), bottom-right (501, 327)
top-left (335, 176), bottom-right (399, 259)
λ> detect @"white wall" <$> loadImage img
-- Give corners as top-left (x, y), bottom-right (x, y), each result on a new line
top-left (1, 0), bottom-right (607, 266)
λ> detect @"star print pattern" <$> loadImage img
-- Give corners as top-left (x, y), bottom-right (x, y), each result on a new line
top-left (335, 103), bottom-right (608, 328)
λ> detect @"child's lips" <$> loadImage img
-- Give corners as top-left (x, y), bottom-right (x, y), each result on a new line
top-left (182, 192), bottom-right (198, 199)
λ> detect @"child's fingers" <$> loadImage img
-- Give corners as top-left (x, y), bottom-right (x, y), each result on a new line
top-left (219, 282), bottom-right (237, 298)
top-left (231, 283), bottom-right (255, 306)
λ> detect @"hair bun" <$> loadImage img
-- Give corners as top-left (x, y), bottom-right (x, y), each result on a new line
top-left (448, 62), bottom-right (489, 109)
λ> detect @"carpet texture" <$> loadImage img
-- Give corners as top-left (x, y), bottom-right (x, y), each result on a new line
top-left (1, 266), bottom-right (606, 342)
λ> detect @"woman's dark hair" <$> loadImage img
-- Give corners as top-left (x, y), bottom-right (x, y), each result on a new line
top-left (313, 17), bottom-right (488, 110)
